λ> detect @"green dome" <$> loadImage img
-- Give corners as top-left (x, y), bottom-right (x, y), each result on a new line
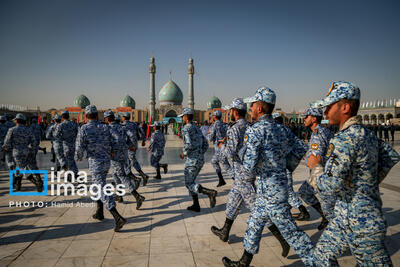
top-left (74, 95), bottom-right (90, 109)
top-left (120, 95), bottom-right (136, 109)
top-left (159, 80), bottom-right (183, 105)
top-left (207, 96), bottom-right (222, 109)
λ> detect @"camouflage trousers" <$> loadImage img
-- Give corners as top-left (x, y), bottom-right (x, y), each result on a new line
top-left (184, 158), bottom-right (204, 196)
top-left (5, 149), bottom-right (15, 169)
top-left (211, 147), bottom-right (233, 177)
top-left (226, 164), bottom-right (257, 220)
top-left (88, 159), bottom-right (116, 210)
top-left (150, 154), bottom-right (162, 169)
top-left (243, 182), bottom-right (314, 265)
top-left (54, 142), bottom-right (66, 168)
top-left (312, 201), bottom-right (392, 266)
top-left (111, 160), bottom-right (135, 192)
top-left (287, 170), bottom-right (302, 209)
top-left (27, 147), bottom-right (39, 170)
top-left (125, 150), bottom-right (142, 174)
top-left (63, 143), bottom-right (78, 175)
top-left (299, 180), bottom-right (336, 220)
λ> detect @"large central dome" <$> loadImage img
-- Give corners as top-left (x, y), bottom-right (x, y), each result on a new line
top-left (159, 80), bottom-right (183, 105)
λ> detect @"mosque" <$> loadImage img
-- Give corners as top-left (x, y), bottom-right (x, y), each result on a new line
top-left (48, 56), bottom-right (229, 124)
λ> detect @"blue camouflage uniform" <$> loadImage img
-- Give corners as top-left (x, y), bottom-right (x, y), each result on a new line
top-left (46, 120), bottom-right (61, 169)
top-left (207, 112), bottom-right (233, 178)
top-left (221, 99), bottom-right (256, 220)
top-left (309, 81), bottom-right (400, 266)
top-left (4, 118), bottom-right (16, 169)
top-left (272, 112), bottom-right (305, 209)
top-left (179, 108), bottom-right (209, 196)
top-left (241, 87), bottom-right (314, 265)
top-left (106, 111), bottom-right (136, 193)
top-left (75, 105), bottom-right (116, 211)
top-left (149, 123), bottom-right (166, 170)
top-left (0, 116), bottom-right (8, 164)
top-left (27, 120), bottom-right (43, 170)
top-left (54, 111), bottom-right (79, 174)
top-left (122, 114), bottom-right (145, 174)
top-left (298, 108), bottom-right (336, 220)
top-left (3, 114), bottom-right (37, 173)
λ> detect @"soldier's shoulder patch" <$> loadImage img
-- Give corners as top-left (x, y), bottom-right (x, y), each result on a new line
top-left (311, 143), bottom-right (319, 150)
top-left (244, 134), bottom-right (248, 143)
top-left (326, 143), bottom-right (335, 158)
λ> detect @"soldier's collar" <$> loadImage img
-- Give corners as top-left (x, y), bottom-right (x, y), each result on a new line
top-left (340, 116), bottom-right (361, 131)
top-left (312, 124), bottom-right (320, 133)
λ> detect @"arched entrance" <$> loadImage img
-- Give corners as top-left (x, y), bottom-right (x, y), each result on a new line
top-left (165, 110), bottom-right (177, 117)
top-left (363, 114), bottom-right (370, 124)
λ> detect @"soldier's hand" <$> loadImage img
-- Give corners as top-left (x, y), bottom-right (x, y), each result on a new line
top-left (141, 140), bottom-right (146, 147)
top-left (307, 154), bottom-right (321, 169)
top-left (180, 153), bottom-right (184, 160)
top-left (77, 158), bottom-right (82, 162)
top-left (217, 142), bottom-right (223, 148)
top-left (130, 146), bottom-right (136, 152)
top-left (4, 147), bottom-right (9, 151)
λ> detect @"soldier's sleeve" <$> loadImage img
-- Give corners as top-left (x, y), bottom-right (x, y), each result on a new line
top-left (201, 133), bottom-right (209, 154)
top-left (45, 125), bottom-right (53, 140)
top-left (53, 123), bottom-right (62, 140)
top-left (75, 128), bottom-right (86, 160)
top-left (126, 128), bottom-right (137, 148)
top-left (309, 132), bottom-right (326, 158)
top-left (2, 128), bottom-right (13, 150)
top-left (149, 133), bottom-right (155, 151)
top-left (207, 124), bottom-right (216, 143)
top-left (29, 130), bottom-right (38, 148)
top-left (242, 127), bottom-right (261, 173)
top-left (377, 139), bottom-right (400, 183)
top-left (223, 127), bottom-right (240, 160)
top-left (182, 127), bottom-right (192, 156)
top-left (310, 139), bottom-right (354, 195)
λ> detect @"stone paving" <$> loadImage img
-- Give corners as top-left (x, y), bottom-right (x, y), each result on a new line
top-left (1, 135), bottom-right (400, 267)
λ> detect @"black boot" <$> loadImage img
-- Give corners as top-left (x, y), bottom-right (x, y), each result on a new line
top-left (312, 203), bottom-right (329, 230)
top-left (216, 172), bottom-right (226, 187)
top-left (35, 174), bottom-right (44, 192)
top-left (293, 205), bottom-right (310, 221)
top-left (51, 152), bottom-right (56, 163)
top-left (128, 172), bottom-right (141, 190)
top-left (41, 147), bottom-right (47, 154)
top-left (92, 200), bottom-right (104, 220)
top-left (187, 195), bottom-right (200, 212)
top-left (27, 174), bottom-right (41, 192)
top-left (199, 185), bottom-right (217, 208)
top-left (14, 175), bottom-right (22, 191)
top-left (154, 168), bottom-right (161, 180)
top-left (138, 169), bottom-right (149, 186)
top-left (222, 250), bottom-right (253, 267)
top-left (109, 207), bottom-right (126, 232)
top-left (56, 166), bottom-right (61, 172)
top-left (211, 218), bottom-right (233, 242)
top-left (159, 163), bottom-right (168, 174)
top-left (268, 224), bottom-right (290, 257)
top-left (131, 190), bottom-right (145, 210)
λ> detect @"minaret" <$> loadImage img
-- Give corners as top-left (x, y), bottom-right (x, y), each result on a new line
top-left (149, 55), bottom-right (156, 122)
top-left (188, 56), bottom-right (195, 109)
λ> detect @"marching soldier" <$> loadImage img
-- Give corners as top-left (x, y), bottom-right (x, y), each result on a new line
top-left (297, 107), bottom-right (335, 230)
top-left (46, 115), bottom-right (61, 171)
top-left (308, 81), bottom-right (400, 265)
top-left (121, 112), bottom-right (149, 185)
top-left (3, 113), bottom-right (43, 192)
top-left (104, 110), bottom-right (145, 209)
top-left (212, 99), bottom-right (290, 257)
top-left (178, 108), bottom-right (217, 212)
top-left (75, 105), bottom-right (126, 232)
top-left (222, 87), bottom-right (314, 267)
top-left (148, 121), bottom-right (168, 179)
top-left (207, 110), bottom-right (232, 187)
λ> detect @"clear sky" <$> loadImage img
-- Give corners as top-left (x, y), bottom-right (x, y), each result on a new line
top-left (0, 0), bottom-right (399, 111)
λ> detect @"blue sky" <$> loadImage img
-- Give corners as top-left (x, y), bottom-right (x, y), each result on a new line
top-left (0, 0), bottom-right (399, 111)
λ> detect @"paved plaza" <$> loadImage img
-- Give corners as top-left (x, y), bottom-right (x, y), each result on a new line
top-left (1, 135), bottom-right (400, 267)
